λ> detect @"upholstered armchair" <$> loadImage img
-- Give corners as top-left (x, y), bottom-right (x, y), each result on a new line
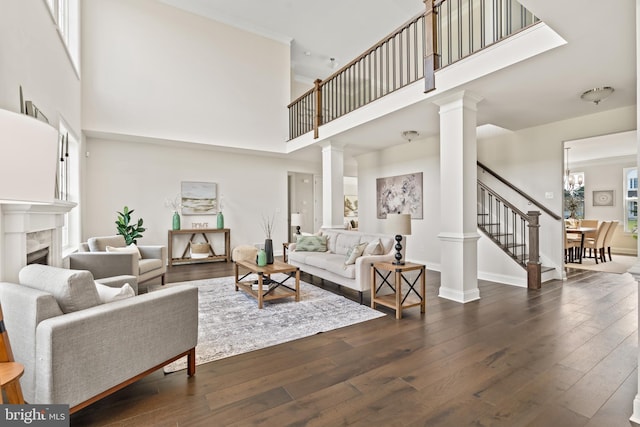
top-left (0, 265), bottom-right (197, 412)
top-left (68, 235), bottom-right (166, 286)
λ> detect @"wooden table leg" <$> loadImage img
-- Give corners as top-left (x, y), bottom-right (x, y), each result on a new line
top-left (395, 269), bottom-right (402, 319)
top-left (234, 262), bottom-right (239, 291)
top-left (258, 274), bottom-right (264, 309)
top-left (420, 266), bottom-right (426, 314)
top-left (295, 269), bottom-right (300, 302)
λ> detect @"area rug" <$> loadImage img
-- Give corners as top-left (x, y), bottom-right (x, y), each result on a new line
top-left (163, 274), bottom-right (385, 373)
top-left (566, 255), bottom-right (637, 274)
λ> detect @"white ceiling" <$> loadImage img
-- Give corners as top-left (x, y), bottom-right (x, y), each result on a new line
top-left (157, 0), bottom-right (637, 164)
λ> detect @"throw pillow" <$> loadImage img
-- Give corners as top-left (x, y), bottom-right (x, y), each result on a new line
top-left (363, 239), bottom-right (384, 256)
top-left (95, 282), bottom-right (136, 304)
top-left (18, 264), bottom-right (101, 314)
top-left (295, 235), bottom-right (328, 252)
top-left (106, 243), bottom-right (142, 260)
top-left (345, 242), bottom-right (367, 265)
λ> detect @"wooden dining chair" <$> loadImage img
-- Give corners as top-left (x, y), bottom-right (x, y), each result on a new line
top-left (603, 220), bottom-right (619, 261)
top-left (0, 304), bottom-right (25, 404)
top-left (583, 221), bottom-right (611, 264)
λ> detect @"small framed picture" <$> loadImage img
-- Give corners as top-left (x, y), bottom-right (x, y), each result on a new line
top-left (592, 190), bottom-right (614, 207)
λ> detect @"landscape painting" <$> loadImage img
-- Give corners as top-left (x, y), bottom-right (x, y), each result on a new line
top-left (376, 172), bottom-right (423, 219)
top-left (181, 181), bottom-right (217, 215)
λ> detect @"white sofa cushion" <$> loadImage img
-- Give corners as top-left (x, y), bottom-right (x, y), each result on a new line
top-left (88, 235), bottom-right (127, 252)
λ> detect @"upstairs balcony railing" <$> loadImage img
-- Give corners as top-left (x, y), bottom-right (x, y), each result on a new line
top-left (288, 0), bottom-right (539, 140)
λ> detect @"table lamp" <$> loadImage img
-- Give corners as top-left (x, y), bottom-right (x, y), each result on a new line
top-left (386, 213), bottom-right (412, 265)
top-left (291, 213), bottom-right (302, 234)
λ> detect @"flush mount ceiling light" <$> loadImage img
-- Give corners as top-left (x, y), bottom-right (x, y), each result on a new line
top-left (401, 130), bottom-right (419, 142)
top-left (580, 86), bottom-right (614, 105)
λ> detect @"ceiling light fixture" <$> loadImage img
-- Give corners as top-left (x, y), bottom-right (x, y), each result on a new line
top-left (401, 130), bottom-right (419, 142)
top-left (580, 86), bottom-right (614, 105)
top-left (329, 57), bottom-right (338, 69)
top-left (564, 147), bottom-right (583, 193)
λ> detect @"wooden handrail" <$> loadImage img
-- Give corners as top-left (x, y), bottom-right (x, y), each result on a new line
top-left (478, 161), bottom-right (561, 220)
top-left (288, 0), bottom-right (539, 140)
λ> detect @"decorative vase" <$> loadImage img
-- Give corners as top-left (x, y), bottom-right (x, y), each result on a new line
top-left (257, 249), bottom-right (267, 266)
top-left (217, 211), bottom-right (224, 229)
top-left (264, 238), bottom-right (274, 264)
top-left (172, 211), bottom-right (181, 230)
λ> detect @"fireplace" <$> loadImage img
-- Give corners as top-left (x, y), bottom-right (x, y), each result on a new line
top-left (1, 201), bottom-right (76, 282)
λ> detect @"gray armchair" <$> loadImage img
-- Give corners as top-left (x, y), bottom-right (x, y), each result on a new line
top-left (68, 235), bottom-right (166, 286)
top-left (0, 265), bottom-right (197, 412)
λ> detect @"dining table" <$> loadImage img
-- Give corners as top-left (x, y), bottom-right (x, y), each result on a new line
top-left (565, 227), bottom-right (597, 264)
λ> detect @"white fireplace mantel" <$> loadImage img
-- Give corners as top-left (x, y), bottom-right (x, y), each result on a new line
top-left (1, 200), bottom-right (76, 282)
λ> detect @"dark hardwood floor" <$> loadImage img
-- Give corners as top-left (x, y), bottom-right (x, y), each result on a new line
top-left (71, 261), bottom-right (639, 426)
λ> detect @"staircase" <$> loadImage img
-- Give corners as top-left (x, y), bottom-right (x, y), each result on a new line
top-left (477, 162), bottom-right (560, 288)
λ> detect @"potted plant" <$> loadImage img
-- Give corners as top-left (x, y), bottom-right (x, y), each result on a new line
top-left (116, 206), bottom-right (145, 245)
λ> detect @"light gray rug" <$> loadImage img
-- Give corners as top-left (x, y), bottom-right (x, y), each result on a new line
top-left (163, 274), bottom-right (385, 373)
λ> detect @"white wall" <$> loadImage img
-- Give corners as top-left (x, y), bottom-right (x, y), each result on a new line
top-left (356, 105), bottom-right (636, 284)
top-left (82, 0), bottom-right (291, 152)
top-left (357, 136), bottom-right (442, 270)
top-left (84, 138), bottom-right (320, 257)
top-left (0, 0), bottom-right (81, 131)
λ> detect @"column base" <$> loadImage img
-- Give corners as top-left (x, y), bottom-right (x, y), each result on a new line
top-left (631, 394), bottom-right (640, 423)
top-left (438, 286), bottom-right (480, 303)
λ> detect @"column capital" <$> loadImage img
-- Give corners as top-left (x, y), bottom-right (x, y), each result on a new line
top-left (433, 90), bottom-right (484, 112)
top-left (320, 140), bottom-right (346, 151)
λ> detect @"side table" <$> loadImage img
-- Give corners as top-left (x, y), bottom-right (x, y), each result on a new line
top-left (371, 261), bottom-right (426, 319)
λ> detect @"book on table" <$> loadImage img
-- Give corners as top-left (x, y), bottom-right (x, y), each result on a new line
top-left (251, 283), bottom-right (273, 292)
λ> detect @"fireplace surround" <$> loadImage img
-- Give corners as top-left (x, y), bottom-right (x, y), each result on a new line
top-left (1, 201), bottom-right (76, 282)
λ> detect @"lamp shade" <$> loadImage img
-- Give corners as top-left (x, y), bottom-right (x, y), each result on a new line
top-left (386, 213), bottom-right (411, 235)
top-left (290, 213), bottom-right (302, 227)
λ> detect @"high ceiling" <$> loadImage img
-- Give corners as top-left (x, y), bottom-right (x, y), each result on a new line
top-left (157, 0), bottom-right (637, 163)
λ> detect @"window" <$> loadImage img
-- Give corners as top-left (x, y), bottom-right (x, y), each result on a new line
top-left (43, 0), bottom-right (80, 74)
top-left (623, 167), bottom-right (637, 233)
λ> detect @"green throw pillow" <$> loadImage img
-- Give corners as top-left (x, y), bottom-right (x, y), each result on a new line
top-left (345, 242), bottom-right (367, 265)
top-left (295, 235), bottom-right (328, 252)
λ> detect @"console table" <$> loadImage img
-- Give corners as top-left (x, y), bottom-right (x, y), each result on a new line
top-left (168, 228), bottom-right (230, 267)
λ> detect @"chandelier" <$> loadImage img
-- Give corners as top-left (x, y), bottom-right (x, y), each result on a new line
top-left (564, 147), bottom-right (583, 193)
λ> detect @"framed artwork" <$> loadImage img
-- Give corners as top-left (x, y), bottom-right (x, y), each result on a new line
top-left (376, 172), bottom-right (423, 219)
top-left (181, 181), bottom-right (217, 215)
top-left (344, 195), bottom-right (358, 217)
top-left (593, 190), bottom-right (614, 207)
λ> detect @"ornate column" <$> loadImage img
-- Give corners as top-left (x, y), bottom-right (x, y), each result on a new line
top-left (435, 90), bottom-right (483, 303)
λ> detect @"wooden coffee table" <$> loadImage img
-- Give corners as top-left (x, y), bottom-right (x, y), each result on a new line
top-left (234, 260), bottom-right (300, 309)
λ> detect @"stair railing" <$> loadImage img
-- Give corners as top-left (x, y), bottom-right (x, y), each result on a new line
top-left (478, 181), bottom-right (529, 266)
top-left (288, 0), bottom-right (539, 141)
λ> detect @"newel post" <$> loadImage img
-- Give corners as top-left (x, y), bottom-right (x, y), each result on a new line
top-left (527, 211), bottom-right (541, 289)
top-left (313, 78), bottom-right (323, 139)
top-left (423, 0), bottom-right (437, 93)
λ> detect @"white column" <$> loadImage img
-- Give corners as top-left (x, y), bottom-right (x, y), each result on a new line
top-left (629, 0), bottom-right (640, 423)
top-left (321, 141), bottom-right (345, 229)
top-left (435, 91), bottom-right (483, 303)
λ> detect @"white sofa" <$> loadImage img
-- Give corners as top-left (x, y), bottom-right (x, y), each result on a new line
top-left (287, 229), bottom-right (399, 303)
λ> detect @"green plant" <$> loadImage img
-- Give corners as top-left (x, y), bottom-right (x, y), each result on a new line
top-left (116, 206), bottom-right (145, 245)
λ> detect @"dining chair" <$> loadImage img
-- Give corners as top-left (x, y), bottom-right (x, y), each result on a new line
top-left (580, 219), bottom-right (599, 258)
top-left (564, 230), bottom-right (581, 263)
top-left (602, 220), bottom-right (619, 261)
top-left (583, 221), bottom-right (611, 264)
